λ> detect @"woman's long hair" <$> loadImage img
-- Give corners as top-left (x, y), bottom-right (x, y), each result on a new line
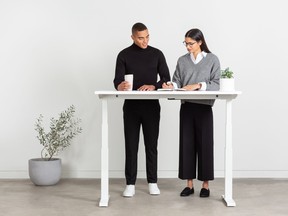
top-left (185, 29), bottom-right (211, 53)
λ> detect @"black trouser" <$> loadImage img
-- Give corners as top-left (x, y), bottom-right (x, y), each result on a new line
top-left (123, 100), bottom-right (160, 185)
top-left (178, 102), bottom-right (214, 181)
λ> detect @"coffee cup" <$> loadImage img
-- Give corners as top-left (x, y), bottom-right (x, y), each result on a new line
top-left (124, 74), bottom-right (133, 91)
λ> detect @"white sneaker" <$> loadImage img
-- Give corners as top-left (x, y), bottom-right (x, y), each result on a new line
top-left (123, 185), bottom-right (135, 197)
top-left (148, 183), bottom-right (160, 195)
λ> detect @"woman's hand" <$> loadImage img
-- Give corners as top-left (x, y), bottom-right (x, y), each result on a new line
top-left (162, 82), bottom-right (174, 89)
top-left (182, 83), bottom-right (202, 91)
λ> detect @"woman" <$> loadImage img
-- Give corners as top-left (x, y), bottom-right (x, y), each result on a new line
top-left (163, 28), bottom-right (220, 197)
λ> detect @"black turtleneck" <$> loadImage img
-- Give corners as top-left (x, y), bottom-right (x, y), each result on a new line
top-left (114, 43), bottom-right (170, 90)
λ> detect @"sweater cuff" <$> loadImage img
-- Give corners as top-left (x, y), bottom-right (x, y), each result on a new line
top-left (198, 82), bottom-right (207, 91)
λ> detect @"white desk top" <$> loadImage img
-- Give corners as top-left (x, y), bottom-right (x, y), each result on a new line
top-left (95, 90), bottom-right (241, 100)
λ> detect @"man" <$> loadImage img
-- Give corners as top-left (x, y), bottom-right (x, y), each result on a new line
top-left (113, 22), bottom-right (170, 197)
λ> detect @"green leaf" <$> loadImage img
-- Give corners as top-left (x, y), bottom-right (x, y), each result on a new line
top-left (35, 105), bottom-right (82, 159)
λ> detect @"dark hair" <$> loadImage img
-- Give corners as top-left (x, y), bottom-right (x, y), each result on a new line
top-left (185, 28), bottom-right (211, 53)
top-left (132, 22), bottom-right (147, 34)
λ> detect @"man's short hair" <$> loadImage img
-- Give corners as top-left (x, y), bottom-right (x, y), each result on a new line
top-left (132, 22), bottom-right (147, 34)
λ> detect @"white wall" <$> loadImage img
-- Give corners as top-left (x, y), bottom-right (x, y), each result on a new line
top-left (1, 0), bottom-right (287, 179)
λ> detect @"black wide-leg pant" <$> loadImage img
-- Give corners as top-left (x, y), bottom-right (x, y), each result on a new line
top-left (178, 102), bottom-right (214, 181)
top-left (123, 100), bottom-right (160, 185)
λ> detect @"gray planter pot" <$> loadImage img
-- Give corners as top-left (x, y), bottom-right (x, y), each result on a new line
top-left (28, 158), bottom-right (62, 186)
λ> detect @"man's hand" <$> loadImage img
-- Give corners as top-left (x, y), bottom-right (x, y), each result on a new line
top-left (117, 81), bottom-right (132, 91)
top-left (138, 85), bottom-right (155, 91)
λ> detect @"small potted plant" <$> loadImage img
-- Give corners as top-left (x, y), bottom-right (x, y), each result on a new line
top-left (29, 105), bottom-right (82, 186)
top-left (220, 67), bottom-right (235, 91)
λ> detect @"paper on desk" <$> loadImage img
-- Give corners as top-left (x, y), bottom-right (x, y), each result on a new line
top-left (157, 88), bottom-right (186, 91)
top-left (157, 88), bottom-right (173, 91)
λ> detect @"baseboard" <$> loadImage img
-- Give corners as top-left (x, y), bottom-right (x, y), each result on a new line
top-left (1, 170), bottom-right (288, 179)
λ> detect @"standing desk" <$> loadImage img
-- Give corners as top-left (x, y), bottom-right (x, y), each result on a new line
top-left (94, 90), bottom-right (241, 207)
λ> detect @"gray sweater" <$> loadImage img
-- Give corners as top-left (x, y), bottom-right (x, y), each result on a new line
top-left (172, 53), bottom-right (220, 106)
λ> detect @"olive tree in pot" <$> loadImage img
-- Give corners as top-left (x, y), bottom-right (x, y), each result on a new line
top-left (29, 105), bottom-right (82, 186)
top-left (220, 67), bottom-right (235, 91)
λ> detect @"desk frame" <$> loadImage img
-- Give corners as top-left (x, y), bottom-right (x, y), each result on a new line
top-left (95, 91), bottom-right (241, 207)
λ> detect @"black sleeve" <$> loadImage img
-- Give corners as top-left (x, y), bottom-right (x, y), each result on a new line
top-left (113, 52), bottom-right (125, 90)
top-left (155, 51), bottom-right (170, 89)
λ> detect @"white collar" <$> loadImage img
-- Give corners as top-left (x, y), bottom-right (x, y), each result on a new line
top-left (190, 51), bottom-right (207, 64)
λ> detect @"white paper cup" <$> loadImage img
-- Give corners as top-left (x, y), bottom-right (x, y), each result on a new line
top-left (124, 74), bottom-right (133, 91)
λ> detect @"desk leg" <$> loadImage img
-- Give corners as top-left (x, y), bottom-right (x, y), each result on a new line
top-left (99, 99), bottom-right (109, 207)
top-left (222, 99), bottom-right (236, 207)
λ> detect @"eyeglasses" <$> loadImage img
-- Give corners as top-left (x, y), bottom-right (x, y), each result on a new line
top-left (183, 41), bottom-right (197, 47)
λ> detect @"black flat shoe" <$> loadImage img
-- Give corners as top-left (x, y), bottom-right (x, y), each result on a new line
top-left (180, 187), bottom-right (194, 196)
top-left (200, 188), bottom-right (210, 197)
